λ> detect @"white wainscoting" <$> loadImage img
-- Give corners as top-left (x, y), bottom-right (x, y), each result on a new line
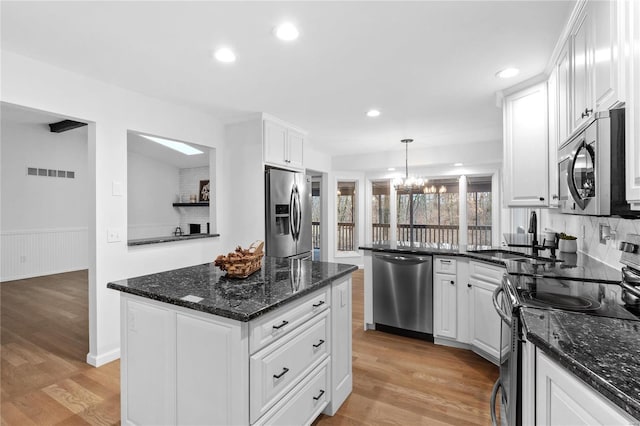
top-left (1, 227), bottom-right (88, 282)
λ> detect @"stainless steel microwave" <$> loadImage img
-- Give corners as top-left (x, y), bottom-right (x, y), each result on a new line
top-left (558, 108), bottom-right (640, 217)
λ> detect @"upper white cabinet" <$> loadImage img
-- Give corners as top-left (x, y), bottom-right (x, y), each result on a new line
top-left (570, 9), bottom-right (593, 133)
top-left (556, 41), bottom-right (572, 147)
top-left (264, 119), bottom-right (305, 170)
top-left (503, 82), bottom-right (549, 207)
top-left (624, 0), bottom-right (640, 207)
top-left (547, 68), bottom-right (560, 207)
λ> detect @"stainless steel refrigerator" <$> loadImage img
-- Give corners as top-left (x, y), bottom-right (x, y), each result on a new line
top-left (265, 168), bottom-right (312, 259)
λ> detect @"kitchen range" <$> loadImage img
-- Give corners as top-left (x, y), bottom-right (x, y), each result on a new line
top-left (493, 234), bottom-right (640, 426)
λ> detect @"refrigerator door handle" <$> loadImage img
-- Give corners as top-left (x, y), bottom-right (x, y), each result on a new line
top-left (289, 186), bottom-right (297, 241)
top-left (296, 187), bottom-right (302, 241)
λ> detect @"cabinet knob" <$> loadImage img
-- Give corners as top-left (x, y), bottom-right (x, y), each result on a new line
top-left (450, 280), bottom-right (455, 285)
top-left (467, 283), bottom-right (472, 288)
top-left (539, 197), bottom-right (545, 201)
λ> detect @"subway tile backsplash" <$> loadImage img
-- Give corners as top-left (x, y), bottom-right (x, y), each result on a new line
top-left (543, 209), bottom-right (640, 268)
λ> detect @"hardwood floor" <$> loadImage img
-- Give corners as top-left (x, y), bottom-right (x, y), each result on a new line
top-left (1, 270), bottom-right (120, 425)
top-left (1, 269), bottom-right (497, 425)
top-left (314, 270), bottom-right (499, 425)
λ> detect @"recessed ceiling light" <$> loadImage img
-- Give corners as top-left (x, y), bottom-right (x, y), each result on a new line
top-left (454, 163), bottom-right (463, 167)
top-left (275, 22), bottom-right (299, 41)
top-left (367, 109), bottom-right (381, 117)
top-left (387, 167), bottom-right (396, 171)
top-left (496, 68), bottom-right (519, 79)
top-left (214, 47), bottom-right (236, 63)
top-left (140, 135), bottom-right (204, 156)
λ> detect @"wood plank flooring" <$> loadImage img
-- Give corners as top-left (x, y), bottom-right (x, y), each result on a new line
top-left (1, 269), bottom-right (497, 425)
top-left (1, 270), bottom-right (120, 425)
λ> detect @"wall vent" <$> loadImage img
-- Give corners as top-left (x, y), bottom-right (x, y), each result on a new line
top-left (27, 167), bottom-right (75, 179)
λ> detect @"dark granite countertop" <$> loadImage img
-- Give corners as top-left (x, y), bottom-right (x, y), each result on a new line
top-left (521, 308), bottom-right (640, 420)
top-left (358, 242), bottom-right (621, 283)
top-left (107, 257), bottom-right (358, 321)
top-left (128, 233), bottom-right (220, 246)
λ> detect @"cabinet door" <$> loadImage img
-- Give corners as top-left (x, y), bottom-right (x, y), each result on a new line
top-left (469, 277), bottom-right (500, 364)
top-left (503, 82), bottom-right (549, 207)
top-left (571, 10), bottom-right (593, 132)
top-left (557, 41), bottom-right (571, 145)
top-left (434, 273), bottom-right (457, 339)
top-left (592, 0), bottom-right (619, 111)
top-left (625, 0), bottom-right (640, 206)
top-left (122, 299), bottom-right (175, 425)
top-left (287, 129), bottom-right (305, 169)
top-left (176, 313), bottom-right (248, 426)
top-left (325, 276), bottom-right (352, 416)
top-left (547, 69), bottom-right (560, 207)
top-left (264, 120), bottom-right (288, 166)
top-left (536, 351), bottom-right (635, 425)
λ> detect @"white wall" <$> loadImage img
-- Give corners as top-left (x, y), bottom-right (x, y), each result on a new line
top-left (1, 50), bottom-right (228, 366)
top-left (178, 166), bottom-right (210, 234)
top-left (127, 150), bottom-right (180, 240)
top-left (1, 118), bottom-right (89, 281)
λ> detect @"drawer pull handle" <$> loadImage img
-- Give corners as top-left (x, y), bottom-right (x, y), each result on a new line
top-left (312, 300), bottom-right (325, 308)
top-left (440, 260), bottom-right (451, 264)
top-left (313, 390), bottom-right (325, 401)
top-left (313, 339), bottom-right (325, 348)
top-left (272, 320), bottom-right (289, 330)
top-left (273, 367), bottom-right (290, 379)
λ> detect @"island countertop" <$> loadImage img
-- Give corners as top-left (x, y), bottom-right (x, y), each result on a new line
top-left (107, 257), bottom-right (358, 322)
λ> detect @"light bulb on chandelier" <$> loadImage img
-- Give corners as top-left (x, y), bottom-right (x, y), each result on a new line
top-left (392, 139), bottom-right (427, 191)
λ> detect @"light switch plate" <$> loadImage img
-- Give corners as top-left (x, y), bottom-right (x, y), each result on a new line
top-left (112, 181), bottom-right (123, 196)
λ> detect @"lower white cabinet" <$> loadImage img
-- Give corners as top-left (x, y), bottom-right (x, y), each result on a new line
top-left (120, 276), bottom-right (353, 426)
top-left (536, 350), bottom-right (635, 425)
top-left (469, 261), bottom-right (504, 364)
top-left (434, 271), bottom-right (457, 340)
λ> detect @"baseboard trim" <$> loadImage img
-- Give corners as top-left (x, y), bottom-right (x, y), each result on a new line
top-left (434, 337), bottom-right (472, 350)
top-left (1, 267), bottom-right (87, 283)
top-left (86, 348), bottom-right (120, 367)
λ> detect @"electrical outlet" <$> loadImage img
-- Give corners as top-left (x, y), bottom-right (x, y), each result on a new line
top-left (107, 228), bottom-right (121, 243)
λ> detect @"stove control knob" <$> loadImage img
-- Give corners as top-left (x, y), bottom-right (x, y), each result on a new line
top-left (620, 242), bottom-right (639, 253)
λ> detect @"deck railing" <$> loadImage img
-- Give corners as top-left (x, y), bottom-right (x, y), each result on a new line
top-left (312, 221), bottom-right (320, 249)
top-left (337, 222), bottom-right (355, 251)
top-left (370, 223), bottom-right (491, 246)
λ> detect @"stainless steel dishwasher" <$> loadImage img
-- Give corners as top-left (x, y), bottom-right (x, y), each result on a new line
top-left (373, 253), bottom-right (433, 339)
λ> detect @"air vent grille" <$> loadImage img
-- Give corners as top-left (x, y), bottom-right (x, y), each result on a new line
top-left (27, 167), bottom-right (75, 179)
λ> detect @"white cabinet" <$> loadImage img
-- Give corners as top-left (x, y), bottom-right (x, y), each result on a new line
top-left (434, 257), bottom-right (457, 341)
top-left (468, 261), bottom-right (504, 364)
top-left (547, 68), bottom-right (560, 207)
top-left (571, 8), bottom-right (593, 133)
top-left (624, 0), bottom-right (640, 207)
top-left (536, 350), bottom-right (635, 425)
top-left (503, 82), bottom-right (549, 207)
top-left (325, 276), bottom-right (352, 416)
top-left (264, 119), bottom-right (305, 170)
top-left (556, 41), bottom-right (572, 146)
top-left (121, 296), bottom-right (248, 426)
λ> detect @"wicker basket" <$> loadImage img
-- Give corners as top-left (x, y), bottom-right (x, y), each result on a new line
top-left (214, 241), bottom-right (264, 279)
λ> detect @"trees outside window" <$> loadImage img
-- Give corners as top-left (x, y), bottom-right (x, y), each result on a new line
top-left (337, 181), bottom-right (357, 251)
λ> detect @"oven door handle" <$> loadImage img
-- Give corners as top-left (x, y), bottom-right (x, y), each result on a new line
top-left (490, 378), bottom-right (502, 426)
top-left (492, 285), bottom-right (512, 327)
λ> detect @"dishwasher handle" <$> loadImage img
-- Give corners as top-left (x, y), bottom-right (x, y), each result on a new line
top-left (374, 254), bottom-right (431, 264)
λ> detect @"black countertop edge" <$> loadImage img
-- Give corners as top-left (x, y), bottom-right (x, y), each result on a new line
top-left (107, 264), bottom-right (358, 322)
top-left (128, 233), bottom-right (220, 246)
top-left (522, 310), bottom-right (640, 421)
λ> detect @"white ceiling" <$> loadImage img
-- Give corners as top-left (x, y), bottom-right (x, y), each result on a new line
top-left (128, 132), bottom-right (211, 169)
top-left (1, 1), bottom-right (574, 157)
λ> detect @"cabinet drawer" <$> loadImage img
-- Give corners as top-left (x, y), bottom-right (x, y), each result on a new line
top-left (254, 359), bottom-right (330, 426)
top-left (469, 261), bottom-right (505, 284)
top-left (249, 287), bottom-right (330, 354)
top-left (250, 310), bottom-right (330, 423)
top-left (434, 257), bottom-right (457, 274)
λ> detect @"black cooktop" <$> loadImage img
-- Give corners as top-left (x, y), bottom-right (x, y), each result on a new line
top-left (509, 274), bottom-right (640, 322)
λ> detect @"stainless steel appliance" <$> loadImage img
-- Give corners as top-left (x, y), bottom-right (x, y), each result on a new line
top-left (265, 168), bottom-right (312, 259)
top-left (558, 107), bottom-right (640, 217)
top-left (372, 253), bottom-right (433, 339)
top-left (491, 243), bottom-right (640, 426)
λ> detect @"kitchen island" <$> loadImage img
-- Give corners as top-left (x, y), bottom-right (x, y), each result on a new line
top-left (108, 257), bottom-right (357, 425)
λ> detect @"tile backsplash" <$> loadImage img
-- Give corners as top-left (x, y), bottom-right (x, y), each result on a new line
top-left (542, 209), bottom-right (640, 268)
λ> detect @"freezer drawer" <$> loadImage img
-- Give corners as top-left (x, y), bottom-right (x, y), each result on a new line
top-left (373, 253), bottom-right (433, 336)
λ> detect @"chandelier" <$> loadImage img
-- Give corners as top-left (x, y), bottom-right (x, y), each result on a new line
top-left (392, 139), bottom-right (427, 191)
top-left (423, 184), bottom-right (447, 194)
